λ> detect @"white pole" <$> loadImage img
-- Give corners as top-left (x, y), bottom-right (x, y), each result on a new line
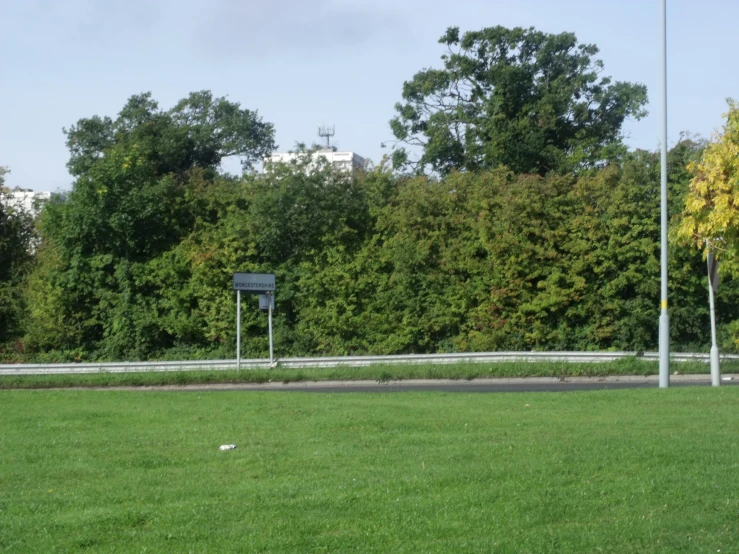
top-left (236, 290), bottom-right (241, 371)
top-left (268, 294), bottom-right (274, 366)
top-left (658, 0), bottom-right (670, 388)
top-left (707, 251), bottom-right (721, 386)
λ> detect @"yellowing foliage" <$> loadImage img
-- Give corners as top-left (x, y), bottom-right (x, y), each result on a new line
top-left (678, 100), bottom-right (739, 271)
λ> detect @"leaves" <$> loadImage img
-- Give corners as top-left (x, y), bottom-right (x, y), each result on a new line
top-left (0, 168), bottom-right (37, 342)
top-left (64, 91), bottom-right (276, 178)
top-left (19, 92), bottom-right (277, 359)
top-left (678, 100), bottom-right (739, 273)
top-left (389, 25), bottom-right (647, 176)
top-left (9, 91), bottom-right (739, 360)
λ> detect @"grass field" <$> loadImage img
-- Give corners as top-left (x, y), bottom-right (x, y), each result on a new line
top-left (2, 358), bottom-right (737, 389)
top-left (1, 388), bottom-right (738, 553)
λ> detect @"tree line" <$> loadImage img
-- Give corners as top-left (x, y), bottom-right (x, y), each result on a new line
top-left (1, 26), bottom-right (737, 362)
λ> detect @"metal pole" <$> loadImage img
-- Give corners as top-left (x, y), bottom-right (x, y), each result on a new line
top-left (707, 251), bottom-right (721, 386)
top-left (236, 290), bottom-right (241, 371)
top-left (658, 0), bottom-right (670, 388)
top-left (268, 294), bottom-right (274, 366)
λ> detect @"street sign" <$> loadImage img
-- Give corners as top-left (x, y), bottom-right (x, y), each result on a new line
top-left (708, 251), bottom-right (719, 293)
top-left (234, 273), bottom-right (277, 369)
top-left (259, 294), bottom-right (275, 311)
top-left (233, 273), bottom-right (276, 294)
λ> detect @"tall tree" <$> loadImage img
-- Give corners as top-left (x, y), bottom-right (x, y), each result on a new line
top-left (678, 100), bottom-right (739, 273)
top-left (64, 91), bottom-right (276, 178)
top-left (0, 167), bottom-right (35, 342)
top-left (52, 91), bottom-right (276, 262)
top-left (23, 92), bottom-right (277, 358)
top-left (389, 26), bottom-right (648, 175)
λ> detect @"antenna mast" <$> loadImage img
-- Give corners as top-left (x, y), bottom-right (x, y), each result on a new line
top-left (317, 125), bottom-right (335, 150)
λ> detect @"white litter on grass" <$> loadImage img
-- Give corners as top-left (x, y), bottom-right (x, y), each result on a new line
top-left (219, 444), bottom-right (237, 451)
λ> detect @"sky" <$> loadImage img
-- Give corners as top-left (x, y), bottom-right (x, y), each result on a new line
top-left (1, 0), bottom-right (737, 192)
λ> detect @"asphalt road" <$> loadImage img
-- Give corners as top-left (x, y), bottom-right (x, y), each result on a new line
top-left (98, 375), bottom-right (739, 393)
top-left (281, 380), bottom-right (738, 393)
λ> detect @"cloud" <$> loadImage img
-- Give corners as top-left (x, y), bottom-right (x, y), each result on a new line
top-left (5, 0), bottom-right (405, 61)
top-left (4, 0), bottom-right (165, 49)
top-left (192, 0), bottom-right (404, 58)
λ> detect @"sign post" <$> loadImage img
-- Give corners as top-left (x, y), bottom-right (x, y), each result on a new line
top-left (236, 289), bottom-right (241, 370)
top-left (268, 294), bottom-right (274, 366)
top-left (707, 248), bottom-right (721, 386)
top-left (233, 273), bottom-right (277, 368)
top-left (258, 294), bottom-right (275, 365)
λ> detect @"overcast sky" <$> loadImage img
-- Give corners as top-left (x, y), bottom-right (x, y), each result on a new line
top-left (1, 0), bottom-right (737, 191)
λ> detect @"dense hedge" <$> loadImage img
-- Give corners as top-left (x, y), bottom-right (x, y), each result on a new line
top-left (4, 141), bottom-right (738, 363)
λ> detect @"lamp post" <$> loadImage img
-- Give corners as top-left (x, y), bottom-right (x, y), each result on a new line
top-left (658, 0), bottom-right (670, 388)
top-left (707, 245), bottom-right (721, 386)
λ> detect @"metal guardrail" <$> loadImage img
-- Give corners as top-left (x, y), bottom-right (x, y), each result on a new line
top-left (1, 351), bottom-right (736, 376)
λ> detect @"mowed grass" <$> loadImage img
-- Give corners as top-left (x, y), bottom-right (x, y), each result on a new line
top-left (1, 389), bottom-right (738, 553)
top-left (2, 358), bottom-right (736, 389)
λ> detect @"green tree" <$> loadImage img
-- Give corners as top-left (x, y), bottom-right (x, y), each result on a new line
top-left (678, 100), bottom-right (739, 272)
top-left (288, 143), bottom-right (736, 355)
top-left (0, 167), bottom-right (35, 343)
top-left (65, 91), bottom-right (276, 178)
top-left (389, 26), bottom-right (648, 175)
top-left (676, 102), bottom-right (739, 348)
top-left (168, 157), bottom-right (373, 357)
top-left (23, 92), bottom-right (276, 359)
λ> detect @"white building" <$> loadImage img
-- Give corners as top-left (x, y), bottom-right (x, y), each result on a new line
top-left (1, 189), bottom-right (55, 216)
top-left (265, 149), bottom-right (366, 174)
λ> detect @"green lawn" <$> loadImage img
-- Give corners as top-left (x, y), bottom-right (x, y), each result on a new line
top-left (1, 388), bottom-right (737, 553)
top-left (2, 358), bottom-right (736, 389)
